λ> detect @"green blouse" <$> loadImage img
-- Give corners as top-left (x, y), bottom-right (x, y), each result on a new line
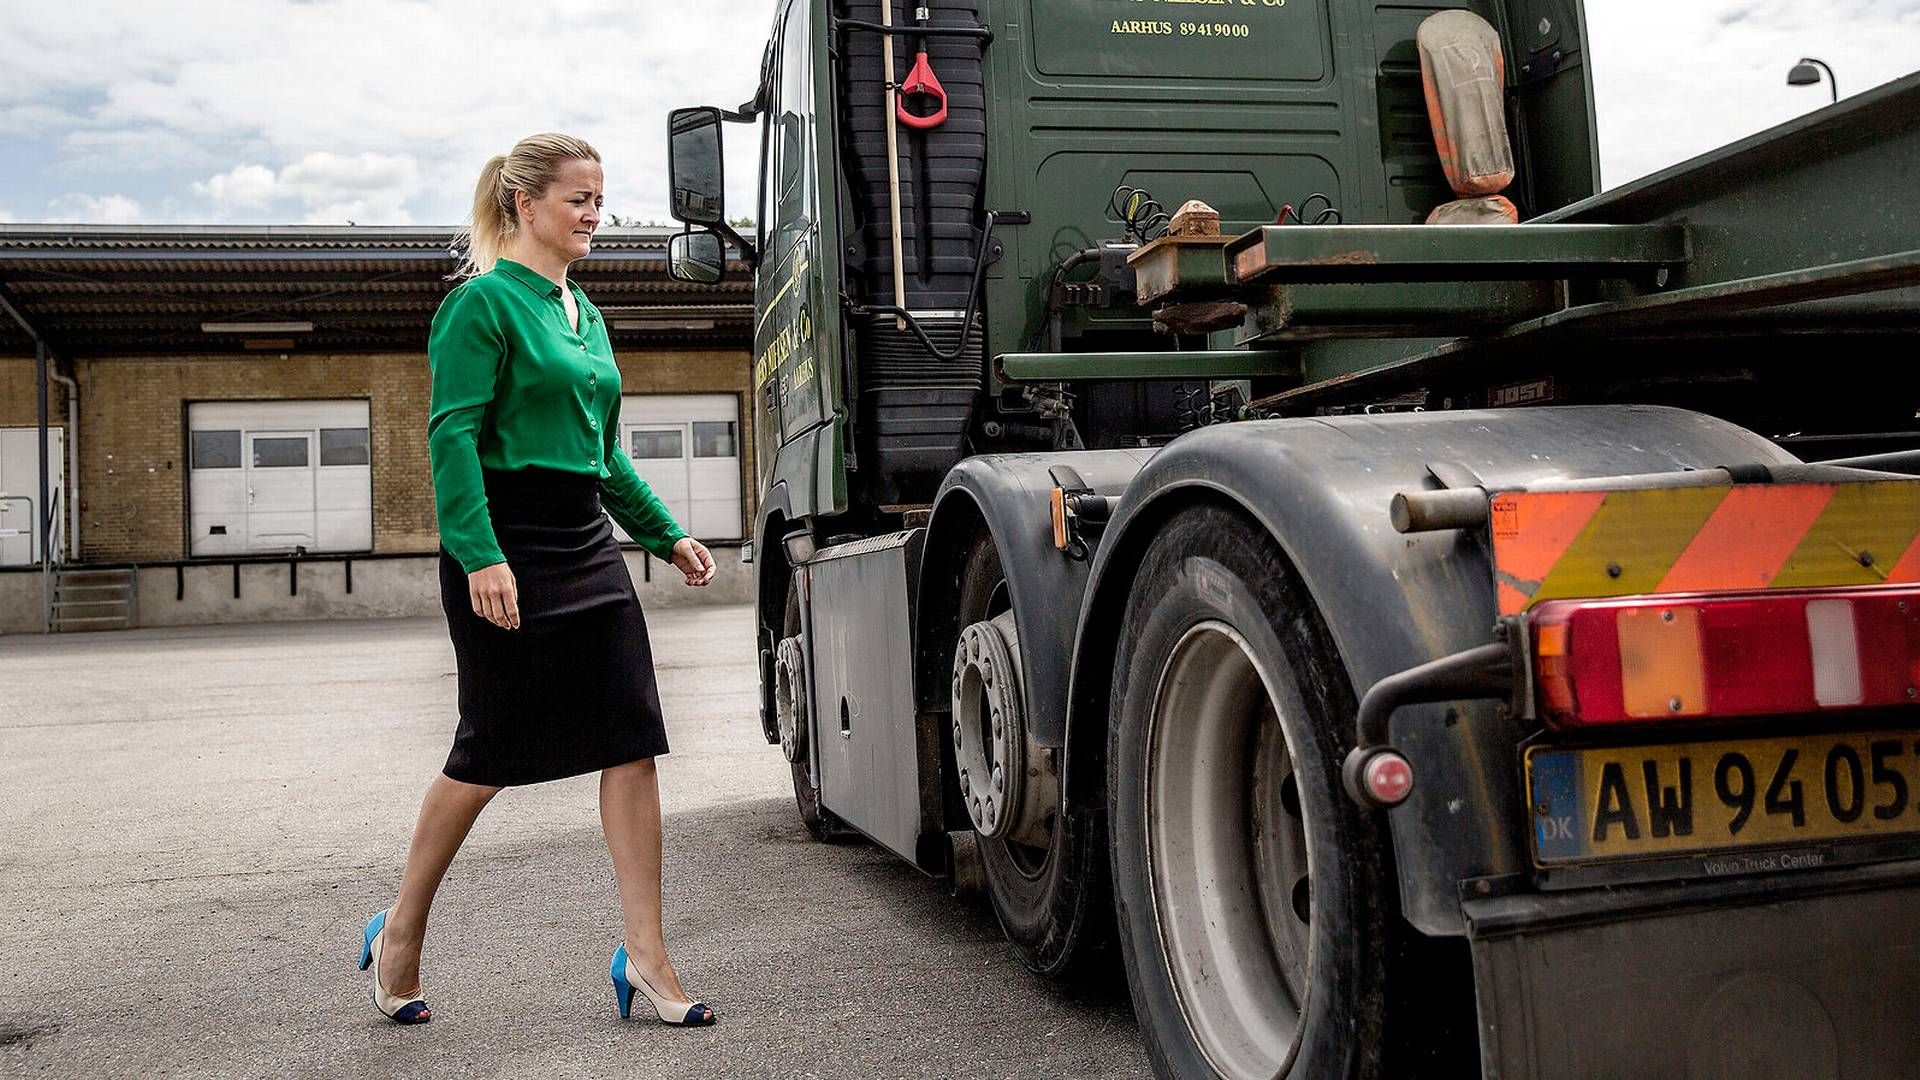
top-left (427, 258), bottom-right (688, 573)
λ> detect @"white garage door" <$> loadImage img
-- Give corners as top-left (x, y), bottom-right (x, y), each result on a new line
top-left (613, 393), bottom-right (743, 543)
top-left (0, 426), bottom-right (65, 566)
top-left (188, 400), bottom-right (372, 556)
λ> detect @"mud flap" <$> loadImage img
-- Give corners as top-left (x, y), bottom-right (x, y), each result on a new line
top-left (1466, 862), bottom-right (1920, 1078)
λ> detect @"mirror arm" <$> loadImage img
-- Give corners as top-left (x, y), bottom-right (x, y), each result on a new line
top-left (713, 222), bottom-right (758, 269)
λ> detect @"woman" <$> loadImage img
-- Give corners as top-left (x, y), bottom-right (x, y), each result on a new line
top-left (357, 132), bottom-right (719, 1027)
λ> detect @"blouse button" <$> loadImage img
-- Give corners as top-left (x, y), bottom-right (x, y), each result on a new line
top-left (589, 418), bottom-right (599, 430)
top-left (589, 458), bottom-right (598, 467)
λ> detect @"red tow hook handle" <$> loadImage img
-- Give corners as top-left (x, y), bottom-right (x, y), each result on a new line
top-left (897, 50), bottom-right (947, 130)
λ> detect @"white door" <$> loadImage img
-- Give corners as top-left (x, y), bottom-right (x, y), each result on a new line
top-left (245, 431), bottom-right (317, 552)
top-left (618, 425), bottom-right (693, 538)
top-left (687, 418), bottom-right (742, 538)
top-left (189, 401), bottom-right (370, 557)
top-left (0, 427), bottom-right (65, 566)
top-left (612, 394), bottom-right (744, 542)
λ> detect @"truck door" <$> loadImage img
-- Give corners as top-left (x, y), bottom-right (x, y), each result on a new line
top-left (753, 0), bottom-right (828, 448)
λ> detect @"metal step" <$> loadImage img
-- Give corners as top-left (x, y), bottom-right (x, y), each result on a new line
top-left (52, 615), bottom-right (133, 629)
top-left (49, 565), bottom-right (138, 631)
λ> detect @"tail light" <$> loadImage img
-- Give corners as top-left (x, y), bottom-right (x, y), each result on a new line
top-left (1529, 585), bottom-right (1920, 728)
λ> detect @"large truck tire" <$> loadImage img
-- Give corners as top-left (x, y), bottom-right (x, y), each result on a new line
top-left (960, 533), bottom-right (1115, 978)
top-left (1107, 503), bottom-right (1394, 1079)
top-left (785, 574), bottom-right (852, 843)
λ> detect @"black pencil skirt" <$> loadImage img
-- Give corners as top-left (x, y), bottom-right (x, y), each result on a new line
top-left (438, 466), bottom-right (669, 787)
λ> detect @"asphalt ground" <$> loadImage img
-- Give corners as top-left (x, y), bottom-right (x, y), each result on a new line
top-left (0, 606), bottom-right (1149, 1079)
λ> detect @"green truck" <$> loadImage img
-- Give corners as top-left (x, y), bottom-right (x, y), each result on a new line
top-left (663, 2), bottom-right (1920, 1075)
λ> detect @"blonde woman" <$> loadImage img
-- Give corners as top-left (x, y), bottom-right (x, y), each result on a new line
top-left (357, 133), bottom-right (719, 1027)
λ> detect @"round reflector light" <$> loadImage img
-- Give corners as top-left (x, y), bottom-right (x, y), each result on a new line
top-left (1363, 751), bottom-right (1415, 806)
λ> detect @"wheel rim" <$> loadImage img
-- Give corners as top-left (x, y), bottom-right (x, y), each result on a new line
top-left (1146, 620), bottom-right (1312, 1080)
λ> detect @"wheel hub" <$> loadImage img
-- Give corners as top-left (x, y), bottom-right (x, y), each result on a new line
top-left (951, 611), bottom-right (1055, 843)
top-left (773, 633), bottom-right (808, 763)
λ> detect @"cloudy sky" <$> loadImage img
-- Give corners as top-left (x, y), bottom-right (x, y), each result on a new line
top-left (2, 1), bottom-right (1916, 227)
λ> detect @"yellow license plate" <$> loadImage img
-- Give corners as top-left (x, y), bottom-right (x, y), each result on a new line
top-left (1525, 729), bottom-right (1920, 867)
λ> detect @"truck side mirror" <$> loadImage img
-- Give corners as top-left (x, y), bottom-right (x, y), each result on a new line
top-left (668, 229), bottom-right (726, 284)
top-left (668, 107), bottom-right (726, 225)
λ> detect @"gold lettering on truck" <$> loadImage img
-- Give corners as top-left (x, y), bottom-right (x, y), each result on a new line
top-left (1102, 0), bottom-right (1282, 37)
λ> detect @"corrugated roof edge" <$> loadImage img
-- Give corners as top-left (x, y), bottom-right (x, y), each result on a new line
top-left (0, 223), bottom-right (685, 250)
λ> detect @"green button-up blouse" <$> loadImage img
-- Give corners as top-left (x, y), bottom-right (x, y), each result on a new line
top-left (427, 258), bottom-right (688, 573)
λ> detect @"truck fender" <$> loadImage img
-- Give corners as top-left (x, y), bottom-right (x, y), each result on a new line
top-left (1063, 405), bottom-right (1794, 935)
top-left (753, 478), bottom-right (796, 746)
top-left (914, 450), bottom-right (1157, 751)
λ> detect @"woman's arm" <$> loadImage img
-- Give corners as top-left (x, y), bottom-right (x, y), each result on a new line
top-left (426, 283), bottom-right (509, 574)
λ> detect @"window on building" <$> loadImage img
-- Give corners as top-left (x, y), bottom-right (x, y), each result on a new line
top-left (251, 437), bottom-right (310, 468)
top-left (692, 421), bottom-right (737, 458)
top-left (631, 429), bottom-right (685, 459)
top-left (193, 430), bottom-right (242, 469)
top-left (319, 427), bottom-right (370, 466)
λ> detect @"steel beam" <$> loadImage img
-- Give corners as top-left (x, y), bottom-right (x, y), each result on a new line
top-left (1225, 223), bottom-right (1689, 285)
top-left (996, 350), bottom-right (1297, 382)
top-left (36, 339), bottom-right (51, 628)
top-left (1257, 249), bottom-right (1920, 411)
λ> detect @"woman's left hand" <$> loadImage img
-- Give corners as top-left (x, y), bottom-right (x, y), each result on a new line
top-left (671, 536), bottom-right (717, 586)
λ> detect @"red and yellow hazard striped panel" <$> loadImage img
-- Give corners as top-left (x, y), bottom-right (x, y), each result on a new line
top-left (1491, 481), bottom-right (1920, 615)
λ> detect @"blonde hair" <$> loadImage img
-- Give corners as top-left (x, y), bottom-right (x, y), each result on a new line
top-left (451, 132), bottom-right (602, 278)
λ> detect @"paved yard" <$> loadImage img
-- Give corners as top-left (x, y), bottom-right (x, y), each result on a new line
top-left (0, 607), bottom-right (1147, 1078)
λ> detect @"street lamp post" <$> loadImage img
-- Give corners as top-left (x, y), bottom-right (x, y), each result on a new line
top-left (1787, 57), bottom-right (1838, 105)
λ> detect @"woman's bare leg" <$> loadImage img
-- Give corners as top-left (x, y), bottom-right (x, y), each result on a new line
top-left (380, 774), bottom-right (501, 997)
top-left (600, 757), bottom-right (694, 1000)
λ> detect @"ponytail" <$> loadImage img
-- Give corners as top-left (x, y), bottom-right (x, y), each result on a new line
top-left (452, 154), bottom-right (513, 279)
top-left (449, 134), bottom-right (601, 280)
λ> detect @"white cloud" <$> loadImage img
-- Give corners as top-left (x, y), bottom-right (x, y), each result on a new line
top-left (2, 1), bottom-right (1915, 222)
top-left (192, 151), bottom-right (420, 223)
top-left (0, 0), bottom-right (776, 224)
top-left (1588, 0), bottom-right (1920, 185)
top-left (47, 193), bottom-right (144, 224)
top-left (193, 163), bottom-right (280, 209)
top-left (0, 102), bottom-right (71, 137)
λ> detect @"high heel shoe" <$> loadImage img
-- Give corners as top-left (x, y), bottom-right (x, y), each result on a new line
top-left (610, 945), bottom-right (715, 1026)
top-left (359, 909), bottom-right (431, 1024)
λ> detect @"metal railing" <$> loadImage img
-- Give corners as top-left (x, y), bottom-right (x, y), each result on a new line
top-left (41, 488), bottom-right (63, 633)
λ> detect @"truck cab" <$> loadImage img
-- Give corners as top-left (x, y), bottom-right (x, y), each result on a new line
top-left (664, 3), bottom-right (1920, 1076)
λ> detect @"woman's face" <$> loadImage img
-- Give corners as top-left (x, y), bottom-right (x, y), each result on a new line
top-left (517, 157), bottom-right (604, 264)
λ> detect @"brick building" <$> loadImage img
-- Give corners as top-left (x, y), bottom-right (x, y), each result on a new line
top-left (0, 225), bottom-right (753, 633)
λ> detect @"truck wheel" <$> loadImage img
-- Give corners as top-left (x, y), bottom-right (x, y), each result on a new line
top-left (785, 574), bottom-right (850, 843)
top-left (1109, 505), bottom-right (1388, 1079)
top-left (960, 534), bottom-right (1113, 977)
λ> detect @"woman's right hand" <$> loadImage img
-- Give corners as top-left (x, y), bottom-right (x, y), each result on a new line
top-left (468, 562), bottom-right (519, 630)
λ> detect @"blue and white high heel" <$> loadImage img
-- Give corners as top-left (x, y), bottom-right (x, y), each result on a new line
top-left (359, 910), bottom-right (431, 1024)
top-left (611, 945), bottom-right (715, 1026)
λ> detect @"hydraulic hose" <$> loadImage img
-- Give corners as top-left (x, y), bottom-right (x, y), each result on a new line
top-left (864, 210), bottom-right (998, 363)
